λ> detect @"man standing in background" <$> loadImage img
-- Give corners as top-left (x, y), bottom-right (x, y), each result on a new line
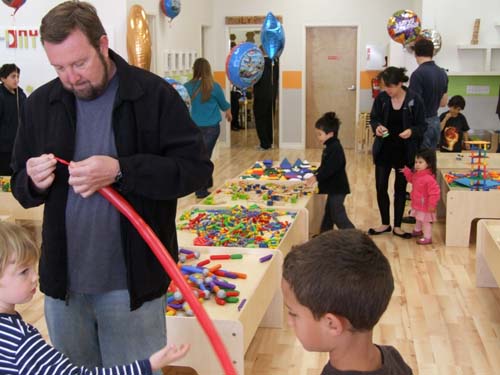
top-left (253, 53), bottom-right (279, 150)
top-left (410, 38), bottom-right (448, 149)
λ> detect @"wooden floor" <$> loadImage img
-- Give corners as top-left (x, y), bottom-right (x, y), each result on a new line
top-left (17, 145), bottom-right (500, 375)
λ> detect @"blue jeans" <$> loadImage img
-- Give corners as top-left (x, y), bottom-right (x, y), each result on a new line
top-left (45, 290), bottom-right (166, 374)
top-left (197, 124), bottom-right (220, 192)
top-left (422, 116), bottom-right (440, 150)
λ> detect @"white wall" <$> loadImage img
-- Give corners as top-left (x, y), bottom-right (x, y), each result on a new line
top-left (422, 0), bottom-right (500, 73)
top-left (210, 0), bottom-right (416, 72)
top-left (127, 0), bottom-right (214, 77)
top-left (0, 1), bottom-right (128, 92)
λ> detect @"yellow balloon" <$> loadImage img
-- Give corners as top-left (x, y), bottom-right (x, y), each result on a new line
top-left (127, 5), bottom-right (151, 71)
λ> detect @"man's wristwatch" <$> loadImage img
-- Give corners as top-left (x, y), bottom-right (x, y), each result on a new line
top-left (114, 170), bottom-right (123, 185)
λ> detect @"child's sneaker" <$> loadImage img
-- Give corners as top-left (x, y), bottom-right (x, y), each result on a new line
top-left (411, 230), bottom-right (423, 237)
top-left (416, 237), bottom-right (432, 245)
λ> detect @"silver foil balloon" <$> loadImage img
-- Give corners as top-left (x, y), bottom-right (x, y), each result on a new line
top-left (420, 29), bottom-right (442, 55)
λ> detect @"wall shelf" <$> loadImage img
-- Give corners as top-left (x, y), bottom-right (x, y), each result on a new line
top-left (457, 44), bottom-right (500, 49)
top-left (457, 44), bottom-right (500, 71)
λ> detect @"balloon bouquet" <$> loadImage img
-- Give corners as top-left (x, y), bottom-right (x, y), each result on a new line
top-left (225, 12), bottom-right (285, 133)
top-left (387, 9), bottom-right (442, 55)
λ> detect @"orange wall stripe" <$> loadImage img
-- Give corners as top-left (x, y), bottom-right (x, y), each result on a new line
top-left (360, 70), bottom-right (381, 90)
top-left (213, 71), bottom-right (226, 89)
top-left (214, 70), bottom-right (376, 90)
top-left (283, 71), bottom-right (302, 89)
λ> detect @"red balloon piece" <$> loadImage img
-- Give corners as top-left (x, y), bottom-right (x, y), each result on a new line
top-left (2, 0), bottom-right (27, 14)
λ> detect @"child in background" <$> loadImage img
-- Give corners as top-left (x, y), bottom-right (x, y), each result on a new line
top-left (0, 221), bottom-right (189, 374)
top-left (282, 229), bottom-right (413, 375)
top-left (305, 112), bottom-right (355, 232)
top-left (401, 149), bottom-right (440, 245)
top-left (439, 95), bottom-right (470, 152)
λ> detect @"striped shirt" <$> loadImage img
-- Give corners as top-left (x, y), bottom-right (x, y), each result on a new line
top-left (0, 313), bottom-right (152, 375)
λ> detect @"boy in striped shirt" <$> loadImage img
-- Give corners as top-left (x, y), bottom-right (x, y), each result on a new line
top-left (0, 222), bottom-right (189, 374)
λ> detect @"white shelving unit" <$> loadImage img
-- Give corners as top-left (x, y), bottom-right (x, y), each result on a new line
top-left (456, 44), bottom-right (500, 73)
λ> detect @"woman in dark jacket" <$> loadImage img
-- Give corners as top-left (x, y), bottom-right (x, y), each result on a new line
top-left (368, 67), bottom-right (426, 239)
top-left (0, 64), bottom-right (26, 175)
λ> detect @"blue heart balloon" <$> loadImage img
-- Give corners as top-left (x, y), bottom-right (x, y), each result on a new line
top-left (160, 0), bottom-right (181, 20)
top-left (261, 12), bottom-right (285, 60)
top-left (225, 42), bottom-right (265, 90)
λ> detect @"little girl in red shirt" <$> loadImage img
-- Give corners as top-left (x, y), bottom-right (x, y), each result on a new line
top-left (401, 149), bottom-right (440, 245)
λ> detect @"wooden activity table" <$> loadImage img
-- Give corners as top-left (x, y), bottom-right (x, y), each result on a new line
top-left (176, 204), bottom-right (308, 256)
top-left (476, 219), bottom-right (500, 287)
top-left (437, 151), bottom-right (500, 169)
top-left (0, 192), bottom-right (44, 221)
top-left (203, 178), bottom-right (326, 236)
top-left (165, 246), bottom-right (283, 375)
top-left (437, 169), bottom-right (500, 246)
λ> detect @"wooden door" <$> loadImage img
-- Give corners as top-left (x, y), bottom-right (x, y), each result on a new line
top-left (306, 26), bottom-right (357, 148)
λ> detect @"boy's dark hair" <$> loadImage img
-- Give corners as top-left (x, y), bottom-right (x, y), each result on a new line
top-left (40, 1), bottom-right (106, 50)
top-left (282, 229), bottom-right (394, 331)
top-left (415, 148), bottom-right (437, 176)
top-left (378, 66), bottom-right (408, 86)
top-left (448, 95), bottom-right (466, 110)
top-left (315, 112), bottom-right (340, 136)
top-left (414, 38), bottom-right (434, 58)
top-left (0, 64), bottom-right (20, 79)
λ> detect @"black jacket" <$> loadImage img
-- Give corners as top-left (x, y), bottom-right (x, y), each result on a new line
top-left (11, 50), bottom-right (213, 310)
top-left (0, 84), bottom-right (26, 153)
top-left (315, 137), bottom-right (350, 195)
top-left (370, 88), bottom-right (426, 166)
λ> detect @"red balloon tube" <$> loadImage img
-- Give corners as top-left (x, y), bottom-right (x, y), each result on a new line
top-left (55, 158), bottom-right (237, 374)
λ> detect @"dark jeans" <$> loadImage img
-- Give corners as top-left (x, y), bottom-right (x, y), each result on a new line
top-left (230, 91), bottom-right (241, 129)
top-left (320, 194), bottom-right (355, 232)
top-left (375, 164), bottom-right (407, 228)
top-left (197, 124), bottom-right (220, 194)
top-left (422, 116), bottom-right (440, 150)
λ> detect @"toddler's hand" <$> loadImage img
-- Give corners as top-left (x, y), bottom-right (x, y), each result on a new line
top-left (305, 176), bottom-right (317, 187)
top-left (149, 343), bottom-right (190, 371)
top-left (428, 207), bottom-right (436, 213)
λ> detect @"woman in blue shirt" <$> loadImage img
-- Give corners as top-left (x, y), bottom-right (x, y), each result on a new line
top-left (185, 58), bottom-right (231, 198)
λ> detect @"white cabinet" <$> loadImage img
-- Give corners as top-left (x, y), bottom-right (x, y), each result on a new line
top-left (454, 44), bottom-right (500, 74)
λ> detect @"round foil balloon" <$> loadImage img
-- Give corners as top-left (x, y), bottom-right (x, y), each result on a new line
top-left (225, 42), bottom-right (265, 90)
top-left (164, 77), bottom-right (191, 113)
top-left (2, 0), bottom-right (26, 14)
top-left (419, 29), bottom-right (442, 55)
top-left (160, 0), bottom-right (181, 20)
top-left (387, 9), bottom-right (421, 46)
top-left (261, 12), bottom-right (285, 60)
top-left (127, 5), bottom-right (152, 71)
